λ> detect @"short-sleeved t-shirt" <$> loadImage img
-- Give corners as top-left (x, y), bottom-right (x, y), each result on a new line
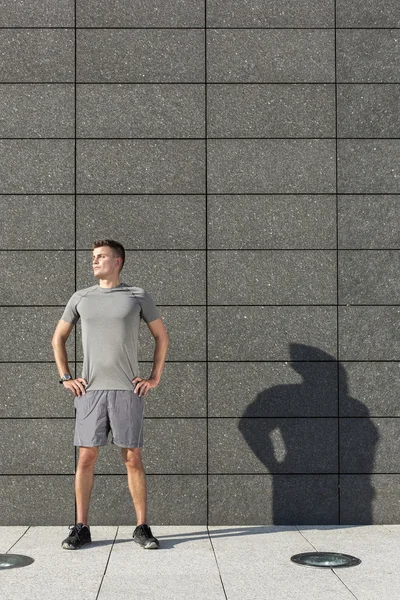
top-left (60, 282), bottom-right (161, 391)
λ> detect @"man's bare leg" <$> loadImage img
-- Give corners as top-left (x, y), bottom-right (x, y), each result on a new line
top-left (122, 447), bottom-right (147, 525)
top-left (76, 446), bottom-right (99, 525)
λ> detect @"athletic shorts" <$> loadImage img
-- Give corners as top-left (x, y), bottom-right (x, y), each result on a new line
top-left (73, 389), bottom-right (144, 448)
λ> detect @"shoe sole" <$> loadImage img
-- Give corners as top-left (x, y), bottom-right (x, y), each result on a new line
top-left (133, 537), bottom-right (159, 549)
top-left (61, 539), bottom-right (92, 550)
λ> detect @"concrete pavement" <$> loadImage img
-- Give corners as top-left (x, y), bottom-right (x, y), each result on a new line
top-left (1, 524), bottom-right (399, 599)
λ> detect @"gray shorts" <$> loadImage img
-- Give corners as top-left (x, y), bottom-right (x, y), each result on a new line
top-left (73, 389), bottom-right (144, 448)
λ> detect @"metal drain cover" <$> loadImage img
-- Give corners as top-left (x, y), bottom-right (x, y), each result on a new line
top-left (0, 554), bottom-right (35, 570)
top-left (291, 552), bottom-right (361, 568)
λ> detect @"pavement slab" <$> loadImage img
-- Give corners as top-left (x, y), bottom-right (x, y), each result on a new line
top-left (97, 526), bottom-right (226, 600)
top-left (0, 525), bottom-right (399, 600)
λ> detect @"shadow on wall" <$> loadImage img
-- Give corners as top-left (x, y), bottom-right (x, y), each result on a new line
top-left (238, 343), bottom-right (379, 525)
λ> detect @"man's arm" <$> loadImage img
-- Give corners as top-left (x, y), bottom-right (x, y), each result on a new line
top-left (51, 320), bottom-right (74, 378)
top-left (146, 317), bottom-right (169, 383)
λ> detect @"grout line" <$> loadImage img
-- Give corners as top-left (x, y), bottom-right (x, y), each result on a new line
top-left (2, 26), bottom-right (400, 30)
top-left (207, 526), bottom-right (229, 600)
top-left (205, 1), bottom-right (209, 527)
top-left (0, 192), bottom-right (398, 195)
top-left (1, 26), bottom-right (400, 30)
top-left (334, 0), bottom-right (341, 525)
top-left (296, 527), bottom-right (360, 599)
top-left (2, 81), bottom-right (400, 85)
top-left (95, 526), bottom-right (119, 600)
top-left (1, 248), bottom-right (400, 251)
top-left (3, 136), bottom-right (400, 140)
top-left (6, 525), bottom-right (31, 553)
top-left (74, 0), bottom-right (78, 524)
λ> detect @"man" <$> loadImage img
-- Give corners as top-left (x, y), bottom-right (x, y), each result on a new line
top-left (51, 239), bottom-right (168, 550)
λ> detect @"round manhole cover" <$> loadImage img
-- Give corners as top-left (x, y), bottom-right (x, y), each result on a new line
top-left (0, 554), bottom-right (35, 570)
top-left (291, 552), bottom-right (361, 568)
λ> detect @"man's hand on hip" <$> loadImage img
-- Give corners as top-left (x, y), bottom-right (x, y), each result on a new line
top-left (63, 377), bottom-right (88, 397)
top-left (132, 377), bottom-right (159, 398)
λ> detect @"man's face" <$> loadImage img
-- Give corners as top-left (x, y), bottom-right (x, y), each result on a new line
top-left (92, 247), bottom-right (121, 279)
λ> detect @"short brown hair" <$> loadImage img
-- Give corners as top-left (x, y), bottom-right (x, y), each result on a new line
top-left (92, 239), bottom-right (125, 273)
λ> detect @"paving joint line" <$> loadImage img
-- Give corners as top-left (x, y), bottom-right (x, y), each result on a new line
top-left (296, 527), bottom-right (360, 600)
top-left (95, 526), bottom-right (119, 600)
top-left (207, 526), bottom-right (229, 600)
top-left (6, 525), bottom-right (31, 553)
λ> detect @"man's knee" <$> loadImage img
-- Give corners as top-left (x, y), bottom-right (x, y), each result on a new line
top-left (122, 447), bottom-right (143, 469)
top-left (77, 446), bottom-right (99, 467)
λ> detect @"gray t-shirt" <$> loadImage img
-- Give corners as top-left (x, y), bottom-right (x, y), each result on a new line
top-left (60, 282), bottom-right (161, 391)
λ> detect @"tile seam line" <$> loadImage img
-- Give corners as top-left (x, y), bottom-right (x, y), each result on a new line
top-left (296, 527), bottom-right (359, 599)
top-left (2, 248), bottom-right (400, 251)
top-left (335, 0), bottom-right (340, 524)
top-left (6, 526), bottom-right (31, 553)
top-left (205, 1), bottom-right (209, 527)
top-left (74, 0), bottom-right (77, 521)
top-left (7, 137), bottom-right (400, 140)
top-left (206, 526), bottom-right (229, 600)
top-left (95, 526), bottom-right (119, 600)
top-left (2, 81), bottom-right (399, 84)
top-left (1, 26), bottom-right (400, 30)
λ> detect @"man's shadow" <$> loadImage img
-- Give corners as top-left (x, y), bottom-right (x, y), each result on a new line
top-left (238, 344), bottom-right (379, 525)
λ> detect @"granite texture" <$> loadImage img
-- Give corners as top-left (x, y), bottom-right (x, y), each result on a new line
top-left (76, 0), bottom-right (205, 28)
top-left (208, 361), bottom-right (338, 418)
top-left (0, 363), bottom-right (76, 418)
top-left (0, 84), bottom-right (74, 138)
top-left (207, 195), bottom-right (337, 249)
top-left (207, 30), bottom-right (335, 83)
top-left (339, 307), bottom-right (400, 360)
top-left (338, 195), bottom-right (400, 249)
top-left (0, 476), bottom-right (75, 525)
top-left (207, 0), bottom-right (335, 28)
top-left (208, 474), bottom-right (339, 525)
top-left (0, 419), bottom-right (75, 474)
top-left (0, 30), bottom-right (74, 82)
top-left (340, 475), bottom-right (400, 525)
top-left (339, 250), bottom-right (400, 304)
top-left (337, 30), bottom-right (400, 83)
top-left (337, 85), bottom-right (400, 138)
top-left (208, 307), bottom-right (337, 361)
top-left (76, 30), bottom-right (205, 83)
top-left (0, 250), bottom-right (75, 304)
top-left (75, 195), bottom-right (206, 250)
top-left (337, 140), bottom-right (400, 194)
top-left (209, 418), bottom-right (338, 474)
top-left (336, 0), bottom-right (400, 27)
top-left (339, 362), bottom-right (400, 417)
top-left (207, 84), bottom-right (335, 138)
top-left (0, 0), bottom-right (74, 27)
top-left (77, 84), bottom-right (205, 138)
top-left (207, 250), bottom-right (336, 304)
top-left (207, 139), bottom-right (336, 194)
top-left (0, 195), bottom-right (75, 249)
top-left (0, 140), bottom-right (74, 194)
top-left (76, 140), bottom-right (205, 194)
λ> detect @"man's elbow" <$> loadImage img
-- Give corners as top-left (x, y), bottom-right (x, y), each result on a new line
top-left (51, 335), bottom-right (67, 348)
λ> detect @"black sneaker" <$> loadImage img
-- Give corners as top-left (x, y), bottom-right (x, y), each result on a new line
top-left (62, 523), bottom-right (92, 550)
top-left (132, 524), bottom-right (159, 549)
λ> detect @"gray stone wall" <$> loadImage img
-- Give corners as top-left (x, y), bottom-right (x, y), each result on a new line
top-left (1, 1), bottom-right (400, 525)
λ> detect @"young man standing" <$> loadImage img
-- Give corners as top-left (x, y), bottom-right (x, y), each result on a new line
top-left (51, 239), bottom-right (168, 550)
